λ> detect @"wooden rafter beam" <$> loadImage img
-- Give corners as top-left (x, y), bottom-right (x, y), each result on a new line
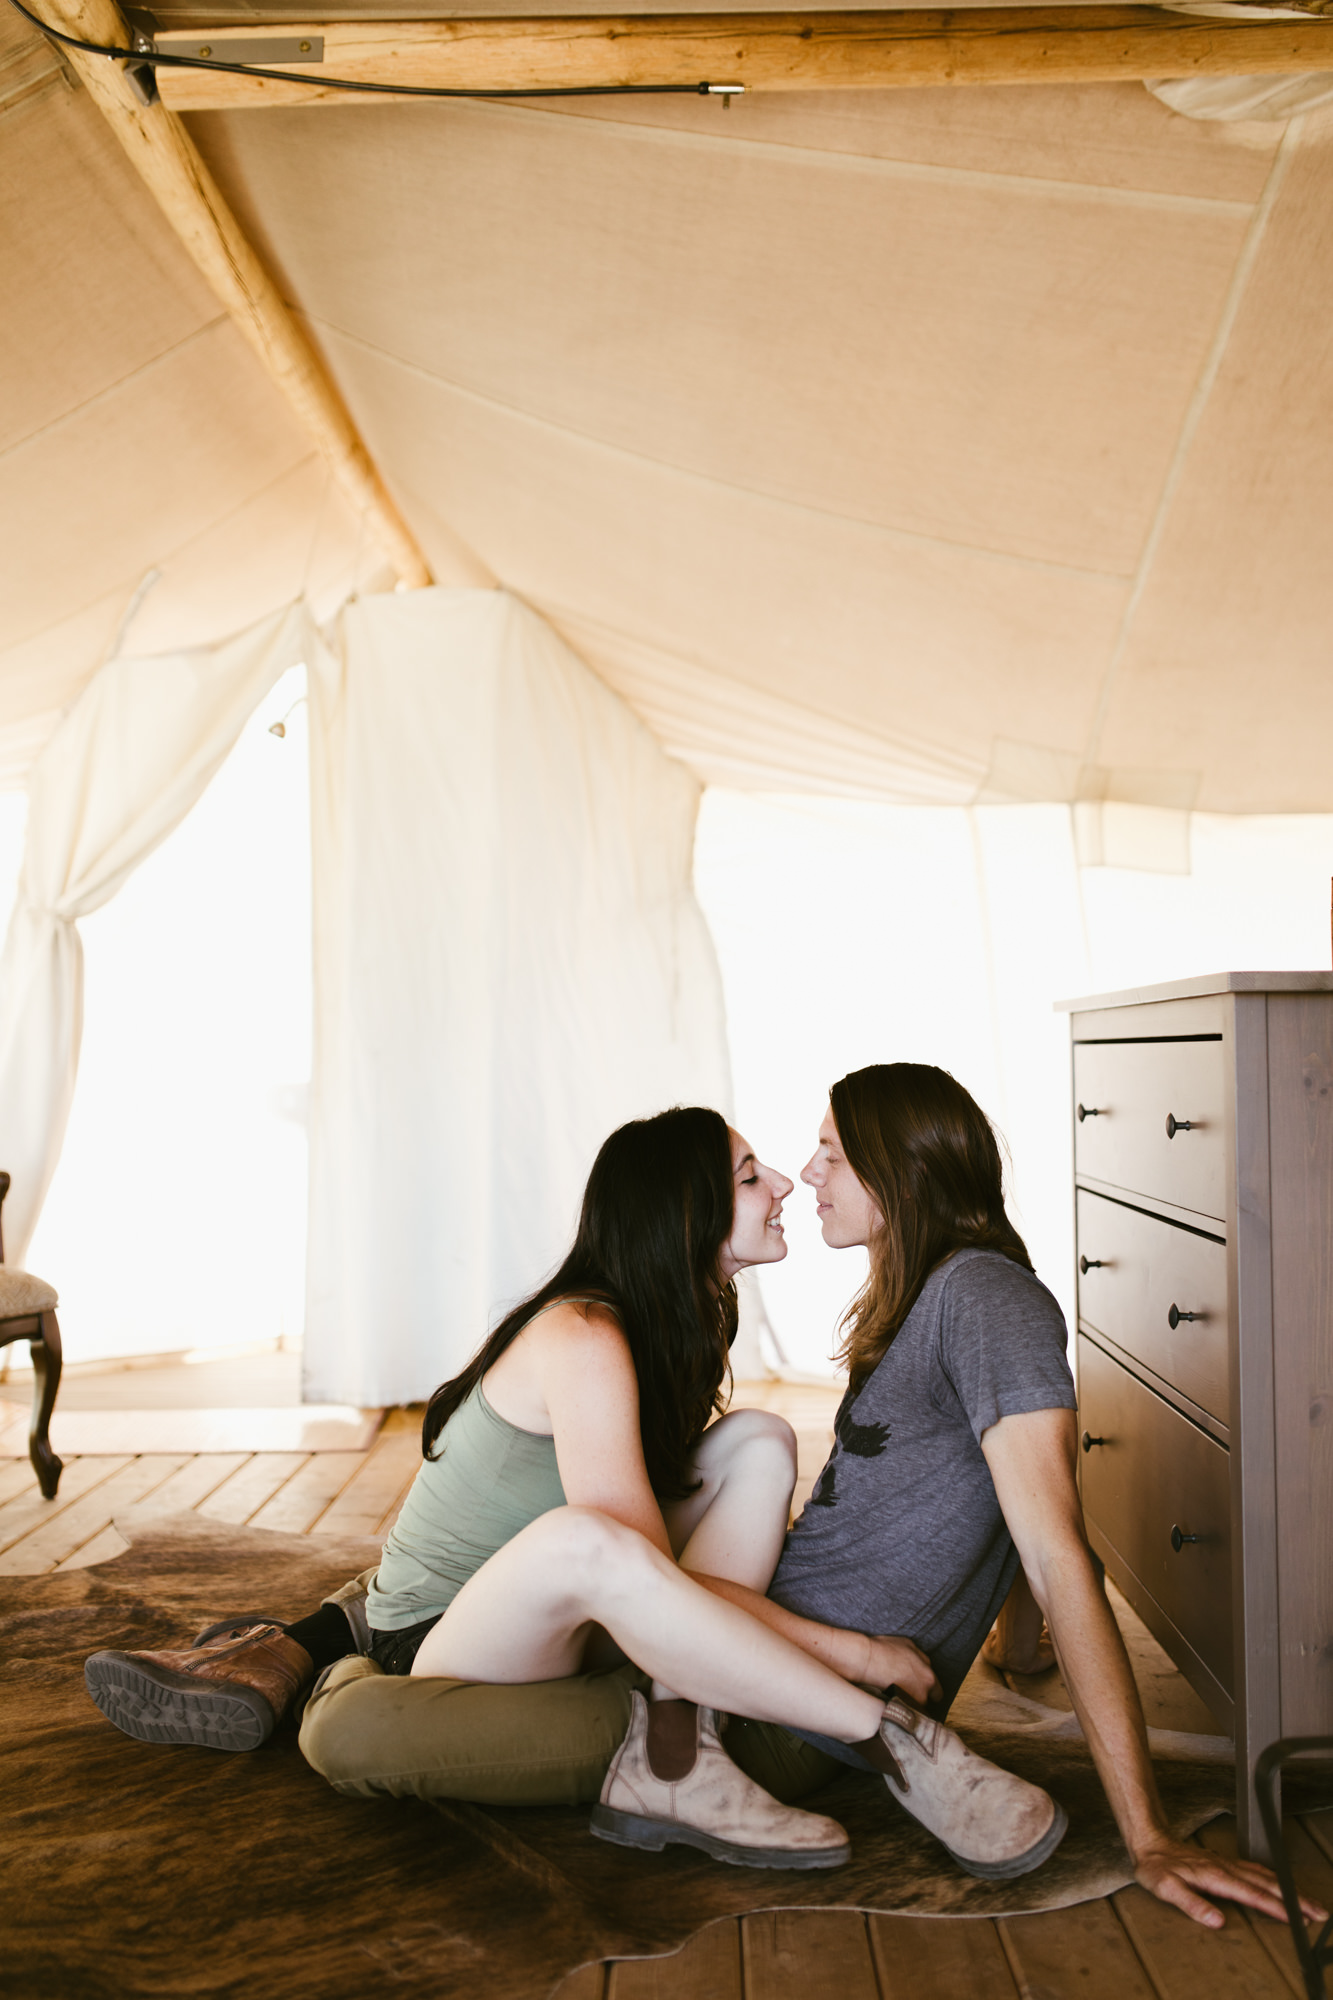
top-left (29, 0), bottom-right (432, 585)
top-left (148, 7), bottom-right (1333, 109)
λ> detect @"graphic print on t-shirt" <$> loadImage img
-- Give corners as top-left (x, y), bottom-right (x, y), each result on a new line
top-left (807, 1402), bottom-right (891, 1509)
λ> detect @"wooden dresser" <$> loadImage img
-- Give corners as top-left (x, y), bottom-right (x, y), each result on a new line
top-left (1059, 972), bottom-right (1333, 1855)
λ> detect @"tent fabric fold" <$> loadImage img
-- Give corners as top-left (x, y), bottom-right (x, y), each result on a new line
top-left (540, 602), bottom-right (984, 806)
top-left (303, 588), bottom-right (733, 1407)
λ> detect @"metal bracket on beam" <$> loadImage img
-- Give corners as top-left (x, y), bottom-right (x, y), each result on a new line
top-left (120, 2), bottom-right (158, 103)
top-left (116, 13), bottom-right (328, 100)
top-left (154, 32), bottom-right (325, 63)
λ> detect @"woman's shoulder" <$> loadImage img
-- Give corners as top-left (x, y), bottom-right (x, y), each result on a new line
top-left (526, 1296), bottom-right (629, 1362)
top-left (536, 1293), bottom-right (623, 1329)
top-left (482, 1294), bottom-right (633, 1433)
top-left (933, 1248), bottom-right (1065, 1327)
top-left (937, 1245), bottom-right (1040, 1287)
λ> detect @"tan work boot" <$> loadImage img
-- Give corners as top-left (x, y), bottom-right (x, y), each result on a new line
top-left (85, 1625), bottom-right (313, 1753)
top-left (876, 1694), bottom-right (1067, 1879)
top-left (591, 1692), bottom-right (850, 1870)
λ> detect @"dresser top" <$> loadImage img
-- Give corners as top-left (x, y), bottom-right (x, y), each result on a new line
top-left (1056, 970), bottom-right (1333, 1012)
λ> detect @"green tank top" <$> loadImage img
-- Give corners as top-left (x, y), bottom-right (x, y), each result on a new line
top-left (367, 1299), bottom-right (600, 1632)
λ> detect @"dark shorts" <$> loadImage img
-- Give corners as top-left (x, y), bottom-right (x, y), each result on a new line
top-left (367, 1613), bottom-right (442, 1676)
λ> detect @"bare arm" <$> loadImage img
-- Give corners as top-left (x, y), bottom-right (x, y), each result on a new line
top-left (689, 1572), bottom-right (941, 1708)
top-left (534, 1308), bottom-right (674, 1559)
top-left (982, 1407), bottom-right (1325, 1929)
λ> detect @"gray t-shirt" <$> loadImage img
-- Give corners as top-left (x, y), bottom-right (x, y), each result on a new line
top-left (769, 1248), bottom-right (1075, 1749)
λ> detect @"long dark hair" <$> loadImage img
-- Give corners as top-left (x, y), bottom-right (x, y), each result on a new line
top-left (831, 1063), bottom-right (1032, 1391)
top-left (421, 1106), bottom-right (739, 1500)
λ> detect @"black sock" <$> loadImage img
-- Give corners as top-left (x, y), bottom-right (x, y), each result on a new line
top-left (285, 1603), bottom-right (359, 1675)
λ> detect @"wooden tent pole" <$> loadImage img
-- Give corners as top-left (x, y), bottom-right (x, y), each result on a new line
top-left (145, 7), bottom-right (1333, 110)
top-left (28, 0), bottom-right (432, 588)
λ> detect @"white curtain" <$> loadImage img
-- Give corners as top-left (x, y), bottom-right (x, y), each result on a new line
top-left (0, 603), bottom-right (309, 1264)
top-left (694, 791), bottom-right (1333, 1377)
top-left (305, 588), bottom-right (732, 1407)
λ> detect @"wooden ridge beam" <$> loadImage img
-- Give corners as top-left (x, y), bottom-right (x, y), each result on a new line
top-left (148, 7), bottom-right (1333, 109)
top-left (31, 0), bottom-right (432, 585)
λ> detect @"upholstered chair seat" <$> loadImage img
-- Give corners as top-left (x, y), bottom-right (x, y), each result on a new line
top-left (0, 1268), bottom-right (59, 1316)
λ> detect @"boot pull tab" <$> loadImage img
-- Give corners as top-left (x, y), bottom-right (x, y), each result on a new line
top-left (881, 1692), bottom-right (925, 1737)
top-left (644, 1697), bottom-right (700, 1782)
top-left (855, 1713), bottom-right (910, 1792)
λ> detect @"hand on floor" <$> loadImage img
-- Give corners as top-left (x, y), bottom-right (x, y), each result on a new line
top-left (1133, 1832), bottom-right (1328, 1930)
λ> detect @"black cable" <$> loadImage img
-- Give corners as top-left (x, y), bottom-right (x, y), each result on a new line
top-left (4, 0), bottom-right (737, 98)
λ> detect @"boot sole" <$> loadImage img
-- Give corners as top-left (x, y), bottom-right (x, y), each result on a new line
top-left (589, 1805), bottom-right (849, 1871)
top-left (941, 1799), bottom-right (1070, 1881)
top-left (84, 1652), bottom-right (276, 1752)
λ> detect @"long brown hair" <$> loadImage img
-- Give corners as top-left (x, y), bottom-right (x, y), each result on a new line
top-left (421, 1106), bottom-right (739, 1500)
top-left (831, 1063), bottom-right (1032, 1391)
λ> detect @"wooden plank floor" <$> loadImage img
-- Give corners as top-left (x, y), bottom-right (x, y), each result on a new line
top-left (0, 1404), bottom-right (422, 1571)
top-left (3, 1379), bottom-right (1328, 2000)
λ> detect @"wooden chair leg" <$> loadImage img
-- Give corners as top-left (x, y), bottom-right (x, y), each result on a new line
top-left (28, 1310), bottom-right (63, 1500)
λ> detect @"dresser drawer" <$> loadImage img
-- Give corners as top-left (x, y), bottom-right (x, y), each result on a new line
top-left (1075, 1190), bottom-right (1229, 1428)
top-left (1073, 1039), bottom-right (1226, 1222)
top-left (1077, 1334), bottom-right (1233, 1697)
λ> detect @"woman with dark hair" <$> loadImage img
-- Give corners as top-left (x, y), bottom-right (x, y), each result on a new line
top-left (770, 1062), bottom-right (1309, 1930)
top-left (87, 1101), bottom-right (1063, 1880)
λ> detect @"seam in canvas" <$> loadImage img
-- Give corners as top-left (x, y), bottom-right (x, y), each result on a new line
top-left (305, 313), bottom-right (1136, 586)
top-left (449, 93), bottom-right (1261, 218)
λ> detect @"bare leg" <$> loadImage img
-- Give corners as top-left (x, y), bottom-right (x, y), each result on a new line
top-left (409, 1505), bottom-right (884, 1745)
top-left (643, 1408), bottom-right (798, 1702)
top-left (659, 1410), bottom-right (939, 1706)
top-left (662, 1408), bottom-right (797, 1590)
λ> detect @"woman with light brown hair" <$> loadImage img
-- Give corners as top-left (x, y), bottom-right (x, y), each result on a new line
top-left (778, 1061), bottom-right (1303, 1931)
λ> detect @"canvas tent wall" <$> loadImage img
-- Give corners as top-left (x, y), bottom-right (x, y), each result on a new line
top-left (3, 0), bottom-right (1333, 1389)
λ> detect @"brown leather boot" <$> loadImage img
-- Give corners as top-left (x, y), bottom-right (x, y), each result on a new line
top-left (85, 1625), bottom-right (313, 1753)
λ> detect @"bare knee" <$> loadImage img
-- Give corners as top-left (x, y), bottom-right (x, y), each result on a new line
top-left (713, 1408), bottom-right (798, 1487)
top-left (537, 1505), bottom-right (666, 1602)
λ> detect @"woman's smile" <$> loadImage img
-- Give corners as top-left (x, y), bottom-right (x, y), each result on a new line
top-left (717, 1128), bottom-right (794, 1278)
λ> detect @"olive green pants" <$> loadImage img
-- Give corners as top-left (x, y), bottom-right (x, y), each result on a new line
top-left (299, 1654), bottom-right (843, 1809)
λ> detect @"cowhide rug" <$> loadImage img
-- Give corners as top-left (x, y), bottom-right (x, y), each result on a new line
top-left (0, 1511), bottom-right (1309, 2000)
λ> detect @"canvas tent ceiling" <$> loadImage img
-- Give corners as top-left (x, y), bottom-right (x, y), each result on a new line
top-left (3, 2), bottom-right (1332, 811)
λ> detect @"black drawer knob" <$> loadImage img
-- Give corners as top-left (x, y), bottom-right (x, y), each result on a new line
top-left (1077, 1104), bottom-right (1104, 1122)
top-left (1165, 1113), bottom-right (1195, 1139)
top-left (1079, 1256), bottom-right (1105, 1275)
top-left (1081, 1431), bottom-right (1106, 1453)
top-left (1170, 1525), bottom-right (1200, 1553)
top-left (1167, 1304), bottom-right (1202, 1330)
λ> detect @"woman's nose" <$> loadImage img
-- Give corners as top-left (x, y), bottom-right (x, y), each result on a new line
top-left (800, 1153), bottom-right (820, 1186)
